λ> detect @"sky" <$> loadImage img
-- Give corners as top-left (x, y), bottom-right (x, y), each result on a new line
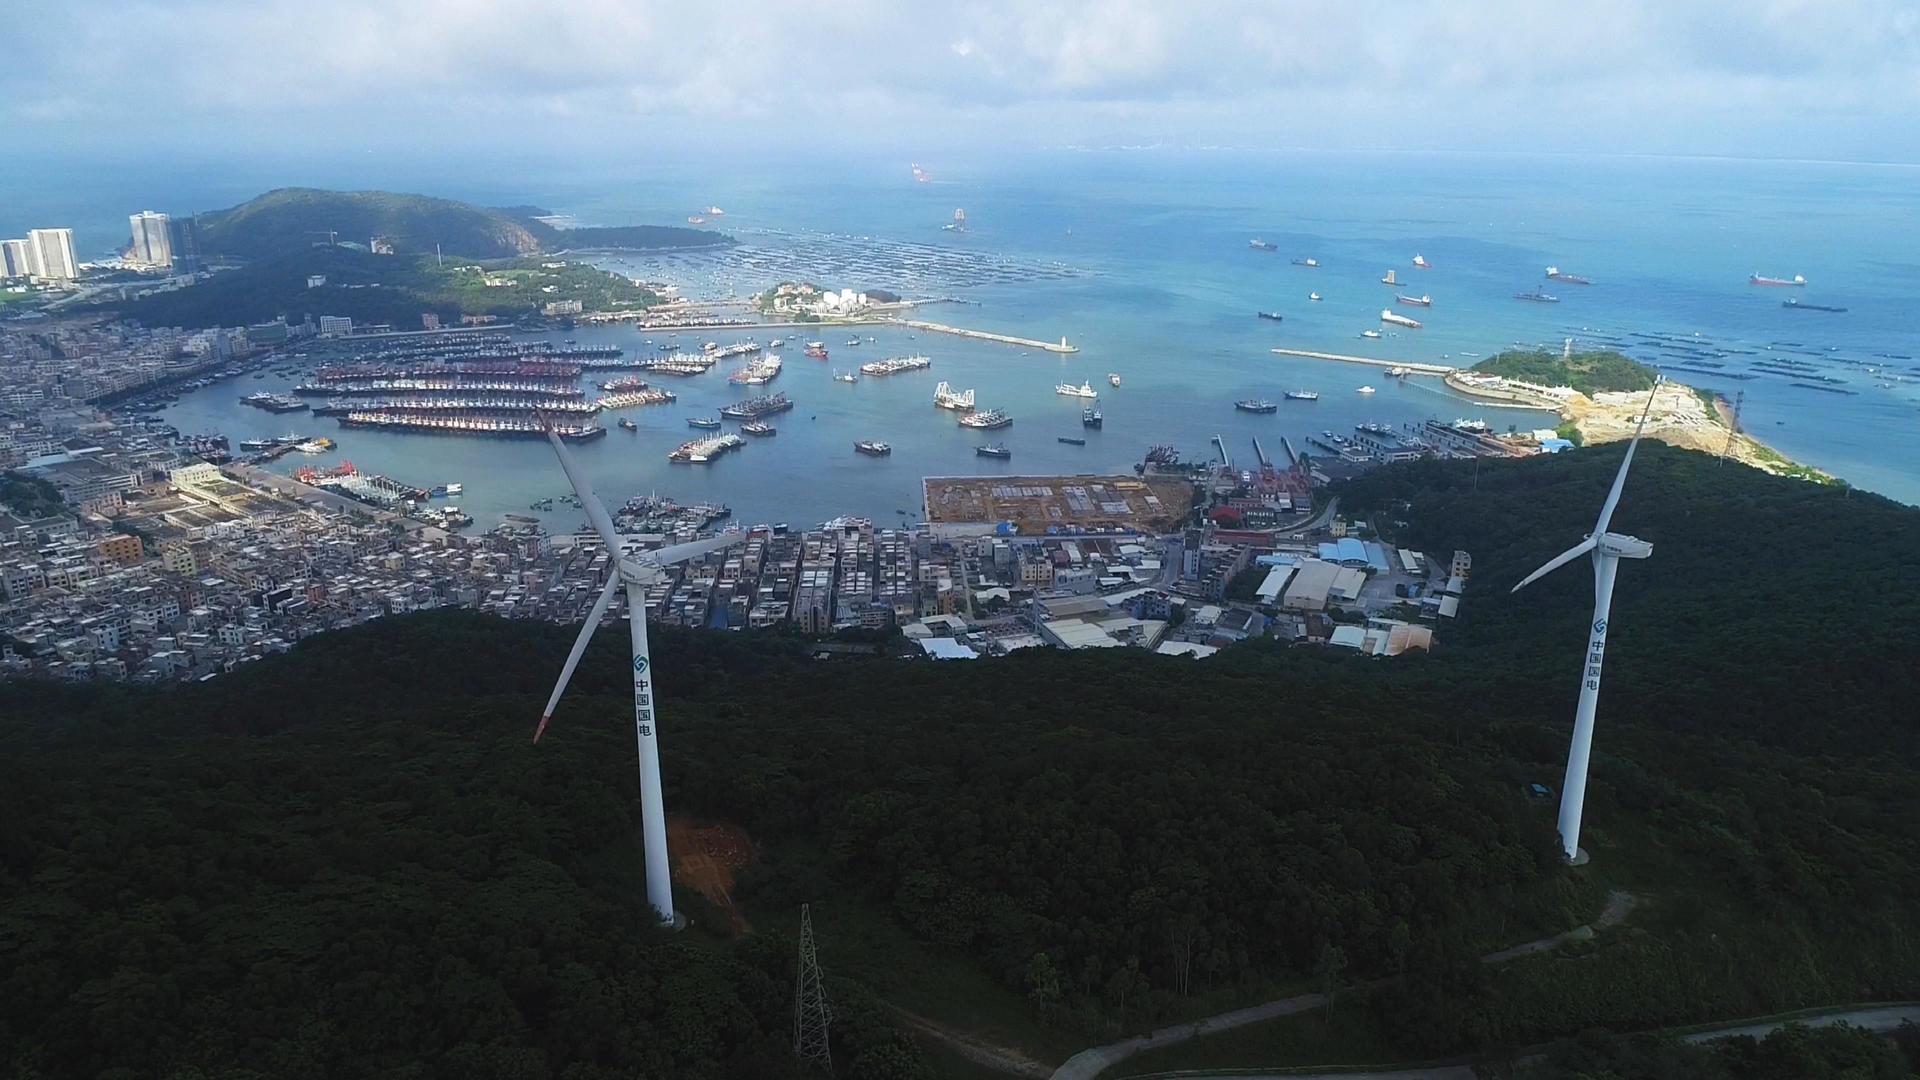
top-left (3, 0), bottom-right (1918, 165)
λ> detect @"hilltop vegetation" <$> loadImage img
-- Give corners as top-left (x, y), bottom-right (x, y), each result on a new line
top-left (4, 446), bottom-right (1919, 1076)
top-left (99, 246), bottom-right (658, 329)
top-left (1471, 348), bottom-right (1658, 394)
top-left (196, 188), bottom-right (732, 261)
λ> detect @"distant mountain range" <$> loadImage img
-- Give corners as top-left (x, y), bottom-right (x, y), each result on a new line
top-left (196, 188), bottom-right (730, 260)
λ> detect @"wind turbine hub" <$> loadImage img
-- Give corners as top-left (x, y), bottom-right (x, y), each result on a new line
top-left (1596, 532), bottom-right (1653, 559)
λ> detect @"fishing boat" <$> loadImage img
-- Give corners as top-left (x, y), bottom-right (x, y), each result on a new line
top-left (957, 409), bottom-right (1012, 429)
top-left (1257, 311), bottom-right (1285, 322)
top-left (741, 422), bottom-right (777, 436)
top-left (1380, 309), bottom-right (1423, 329)
top-left (1291, 257), bottom-right (1319, 267)
top-left (1055, 380), bottom-right (1099, 398)
top-left (1413, 254), bottom-right (1430, 269)
top-left (833, 371), bottom-right (857, 383)
top-left (1395, 294), bottom-right (1433, 307)
top-left (854, 440), bottom-right (891, 456)
top-left (933, 381), bottom-right (975, 410)
top-left (687, 417), bottom-right (722, 429)
top-left (1249, 238), bottom-right (1278, 250)
top-left (444, 483), bottom-right (463, 495)
top-left (975, 444), bottom-right (1011, 458)
top-left (1235, 399), bottom-right (1278, 413)
top-left (1285, 390), bottom-right (1320, 401)
top-left (1546, 266), bottom-right (1594, 284)
top-left (1308, 292), bottom-right (1322, 301)
top-left (1108, 372), bottom-right (1121, 386)
top-left (844, 337), bottom-right (862, 347)
top-left (1513, 292), bottom-right (1561, 303)
top-left (1058, 436), bottom-right (1087, 445)
top-left (1357, 386), bottom-right (1377, 394)
top-left (1082, 407), bottom-right (1103, 428)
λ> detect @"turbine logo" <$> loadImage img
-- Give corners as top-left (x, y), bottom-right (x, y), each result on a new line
top-left (632, 655), bottom-right (649, 674)
top-left (1593, 618), bottom-right (1607, 635)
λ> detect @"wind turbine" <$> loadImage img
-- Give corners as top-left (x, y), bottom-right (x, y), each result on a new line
top-left (535, 418), bottom-right (744, 925)
top-left (1510, 380), bottom-right (1661, 865)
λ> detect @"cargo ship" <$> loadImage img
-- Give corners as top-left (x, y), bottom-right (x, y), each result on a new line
top-left (686, 416), bottom-right (722, 429)
top-left (1380, 309), bottom-right (1423, 329)
top-left (1395, 294), bottom-right (1433, 308)
top-left (854, 440), bottom-right (891, 456)
top-left (719, 392), bottom-right (793, 419)
top-left (1285, 390), bottom-right (1320, 401)
top-left (1413, 254), bottom-right (1430, 269)
top-left (1782, 299), bottom-right (1847, 313)
top-left (975, 444), bottom-right (1011, 458)
top-left (1249, 239), bottom-right (1278, 251)
top-left (1381, 269), bottom-right (1399, 286)
top-left (860, 355), bottom-right (932, 376)
top-left (957, 408), bottom-right (1012, 429)
top-left (1235, 399), bottom-right (1278, 413)
top-left (1291, 257), bottom-right (1319, 267)
top-left (1257, 311), bottom-right (1285, 322)
top-left (1055, 380), bottom-right (1099, 398)
top-left (669, 434), bottom-right (745, 462)
top-left (1513, 292), bottom-right (1561, 303)
top-left (1545, 266), bottom-right (1593, 284)
top-left (933, 382), bottom-right (975, 410)
top-left (1750, 274), bottom-right (1806, 287)
top-left (1082, 407), bottom-right (1103, 428)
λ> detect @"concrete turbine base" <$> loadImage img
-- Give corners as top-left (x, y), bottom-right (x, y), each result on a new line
top-left (1568, 847), bottom-right (1592, 867)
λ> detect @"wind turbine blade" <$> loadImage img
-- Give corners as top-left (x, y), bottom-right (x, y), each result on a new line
top-left (537, 411), bottom-right (622, 551)
top-left (1510, 536), bottom-right (1598, 593)
top-left (535, 573), bottom-right (621, 742)
top-left (646, 529), bottom-right (747, 567)
top-left (1594, 376), bottom-right (1662, 536)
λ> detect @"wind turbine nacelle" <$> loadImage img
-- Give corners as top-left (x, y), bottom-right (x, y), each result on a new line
top-left (1597, 532), bottom-right (1653, 559)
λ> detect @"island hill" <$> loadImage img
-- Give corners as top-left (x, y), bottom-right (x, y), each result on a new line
top-left (1459, 348), bottom-right (1835, 484)
top-left (98, 187), bottom-right (731, 330)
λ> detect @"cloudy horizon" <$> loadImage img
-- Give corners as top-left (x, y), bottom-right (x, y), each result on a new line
top-left (4, 1), bottom-right (1919, 165)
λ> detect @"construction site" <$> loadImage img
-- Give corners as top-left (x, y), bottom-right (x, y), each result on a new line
top-left (922, 473), bottom-right (1197, 534)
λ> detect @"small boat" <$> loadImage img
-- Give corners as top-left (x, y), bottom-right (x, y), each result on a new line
top-left (975, 444), bottom-right (1011, 458)
top-left (1513, 292), bottom-right (1560, 303)
top-left (1285, 390), bottom-right (1319, 401)
top-left (1057, 436), bottom-right (1087, 445)
top-left (1395, 294), bottom-right (1433, 307)
top-left (618, 418), bottom-right (637, 431)
top-left (833, 371), bottom-right (857, 383)
top-left (444, 483), bottom-right (463, 495)
top-left (806, 340), bottom-right (826, 349)
top-left (1357, 386), bottom-right (1377, 394)
top-left (1308, 292), bottom-right (1322, 301)
top-left (1413, 254), bottom-right (1430, 269)
top-left (845, 337), bottom-right (862, 347)
top-left (504, 513), bottom-right (541, 524)
top-left (1235, 399), bottom-right (1278, 413)
top-left (1249, 238), bottom-right (1278, 251)
top-left (1750, 274), bottom-right (1806, 287)
top-left (741, 422), bottom-right (777, 436)
top-left (1108, 372), bottom-right (1121, 386)
top-left (804, 345), bottom-right (829, 359)
top-left (1082, 407), bottom-right (1103, 428)
top-left (686, 215), bottom-right (706, 225)
top-left (687, 417), bottom-right (722, 429)
top-left (1291, 257), bottom-right (1319, 267)
top-left (1361, 329), bottom-right (1383, 339)
top-left (1056, 381), bottom-right (1099, 398)
top-left (1257, 311), bottom-right (1285, 322)
top-left (855, 440), bottom-right (891, 456)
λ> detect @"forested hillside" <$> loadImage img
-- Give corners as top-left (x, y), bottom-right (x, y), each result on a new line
top-left (1469, 348), bottom-right (1657, 393)
top-left (3, 446), bottom-right (1918, 1077)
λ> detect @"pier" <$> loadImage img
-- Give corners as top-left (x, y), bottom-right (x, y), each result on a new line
top-left (1269, 348), bottom-right (1456, 375)
top-left (889, 320), bottom-right (1078, 353)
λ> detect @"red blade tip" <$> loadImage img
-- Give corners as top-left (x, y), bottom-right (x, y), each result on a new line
top-left (534, 715), bottom-right (552, 743)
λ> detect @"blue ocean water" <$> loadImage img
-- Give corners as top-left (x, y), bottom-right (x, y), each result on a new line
top-left (13, 150), bottom-right (1918, 525)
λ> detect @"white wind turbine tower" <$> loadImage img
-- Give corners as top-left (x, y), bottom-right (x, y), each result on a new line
top-left (1510, 380), bottom-right (1661, 865)
top-left (534, 419), bottom-right (744, 925)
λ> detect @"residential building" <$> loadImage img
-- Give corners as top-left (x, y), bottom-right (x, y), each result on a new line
top-left (28, 229), bottom-right (78, 281)
top-left (129, 211), bottom-right (173, 268)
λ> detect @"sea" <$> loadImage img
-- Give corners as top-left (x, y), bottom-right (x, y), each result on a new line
top-left (9, 150), bottom-right (1919, 529)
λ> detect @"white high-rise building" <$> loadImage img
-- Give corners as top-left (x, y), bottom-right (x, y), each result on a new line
top-left (129, 211), bottom-right (173, 268)
top-left (27, 228), bottom-right (78, 281)
top-left (1, 239), bottom-right (33, 278)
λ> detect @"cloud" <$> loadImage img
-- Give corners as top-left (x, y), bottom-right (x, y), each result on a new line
top-left (2, 0), bottom-right (1917, 160)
